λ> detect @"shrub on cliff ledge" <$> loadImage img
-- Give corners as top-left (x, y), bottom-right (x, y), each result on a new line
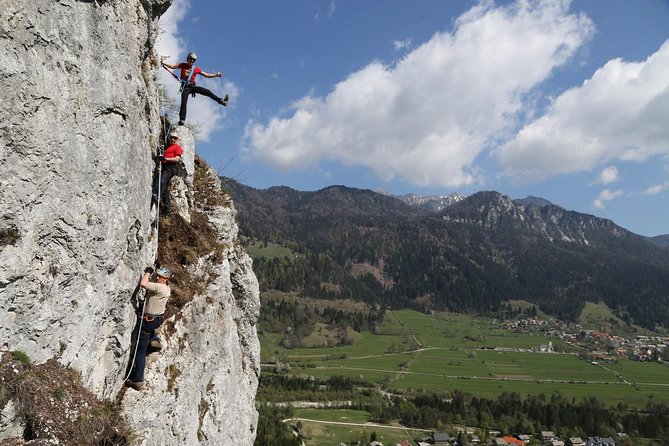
top-left (157, 155), bottom-right (231, 320)
top-left (0, 352), bottom-right (132, 445)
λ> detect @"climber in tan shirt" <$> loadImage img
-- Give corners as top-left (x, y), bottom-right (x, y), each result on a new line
top-left (126, 266), bottom-right (172, 391)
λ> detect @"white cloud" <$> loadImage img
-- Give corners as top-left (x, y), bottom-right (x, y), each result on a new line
top-left (393, 38), bottom-right (412, 52)
top-left (643, 181), bottom-right (669, 195)
top-left (155, 0), bottom-right (235, 141)
top-left (155, 0), bottom-right (189, 61)
top-left (499, 40), bottom-right (669, 181)
top-left (315, 1), bottom-right (336, 21)
top-left (244, 0), bottom-right (594, 187)
top-left (593, 188), bottom-right (623, 209)
top-left (596, 165), bottom-right (619, 184)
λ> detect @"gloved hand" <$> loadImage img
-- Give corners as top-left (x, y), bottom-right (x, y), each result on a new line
top-left (144, 266), bottom-right (154, 274)
top-left (157, 155), bottom-right (165, 162)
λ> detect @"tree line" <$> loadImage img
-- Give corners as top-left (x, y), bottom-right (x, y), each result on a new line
top-left (256, 373), bottom-right (669, 443)
top-left (259, 298), bottom-right (385, 348)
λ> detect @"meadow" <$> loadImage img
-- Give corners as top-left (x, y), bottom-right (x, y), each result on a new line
top-left (288, 408), bottom-right (430, 446)
top-left (262, 309), bottom-right (669, 407)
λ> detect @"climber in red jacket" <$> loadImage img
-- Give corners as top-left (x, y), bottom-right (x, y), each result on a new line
top-left (152, 132), bottom-right (183, 215)
top-left (162, 52), bottom-right (228, 125)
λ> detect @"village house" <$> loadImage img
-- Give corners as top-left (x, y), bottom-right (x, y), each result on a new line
top-left (568, 437), bottom-right (586, 446)
top-left (432, 432), bottom-right (451, 445)
top-left (502, 435), bottom-right (524, 446)
top-left (541, 431), bottom-right (557, 442)
top-left (537, 341), bottom-right (554, 353)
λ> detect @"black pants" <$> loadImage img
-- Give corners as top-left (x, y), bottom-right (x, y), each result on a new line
top-left (154, 164), bottom-right (177, 212)
top-left (129, 314), bottom-right (164, 382)
top-left (179, 84), bottom-right (223, 121)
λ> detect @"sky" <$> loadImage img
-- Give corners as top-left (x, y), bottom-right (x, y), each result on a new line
top-left (155, 0), bottom-right (669, 237)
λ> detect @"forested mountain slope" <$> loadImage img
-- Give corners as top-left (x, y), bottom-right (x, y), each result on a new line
top-left (648, 234), bottom-right (669, 250)
top-left (223, 178), bottom-right (669, 329)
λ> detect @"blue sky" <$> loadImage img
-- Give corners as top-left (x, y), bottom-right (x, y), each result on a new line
top-left (156, 0), bottom-right (669, 237)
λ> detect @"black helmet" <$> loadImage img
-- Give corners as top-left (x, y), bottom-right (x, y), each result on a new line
top-left (187, 52), bottom-right (197, 61)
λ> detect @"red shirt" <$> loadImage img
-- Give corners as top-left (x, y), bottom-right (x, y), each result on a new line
top-left (163, 143), bottom-right (183, 165)
top-left (177, 63), bottom-right (202, 85)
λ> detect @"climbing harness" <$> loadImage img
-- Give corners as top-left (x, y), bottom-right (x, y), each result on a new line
top-left (161, 63), bottom-right (197, 93)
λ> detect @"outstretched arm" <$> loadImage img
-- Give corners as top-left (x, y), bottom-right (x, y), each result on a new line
top-left (200, 70), bottom-right (222, 78)
top-left (162, 61), bottom-right (179, 69)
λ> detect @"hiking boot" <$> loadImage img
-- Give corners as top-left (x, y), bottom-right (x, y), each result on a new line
top-left (220, 95), bottom-right (229, 107)
top-left (126, 380), bottom-right (144, 391)
top-left (150, 338), bottom-right (162, 351)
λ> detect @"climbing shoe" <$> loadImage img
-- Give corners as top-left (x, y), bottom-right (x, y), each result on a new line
top-left (220, 94), bottom-right (229, 107)
top-left (150, 338), bottom-right (162, 351)
top-left (178, 120), bottom-right (185, 126)
top-left (126, 380), bottom-right (144, 391)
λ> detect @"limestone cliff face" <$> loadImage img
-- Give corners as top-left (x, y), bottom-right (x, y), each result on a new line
top-left (121, 130), bottom-right (261, 446)
top-left (0, 1), bottom-right (260, 445)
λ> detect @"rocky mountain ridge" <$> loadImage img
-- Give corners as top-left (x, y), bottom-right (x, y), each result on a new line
top-left (397, 192), bottom-right (466, 211)
top-left (442, 191), bottom-right (623, 246)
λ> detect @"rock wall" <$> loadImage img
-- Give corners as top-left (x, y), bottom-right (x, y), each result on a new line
top-left (123, 164), bottom-right (261, 446)
top-left (0, 1), bottom-right (260, 444)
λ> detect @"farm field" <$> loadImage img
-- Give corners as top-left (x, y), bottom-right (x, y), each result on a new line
top-left (261, 309), bottom-right (669, 406)
top-left (288, 408), bottom-right (430, 446)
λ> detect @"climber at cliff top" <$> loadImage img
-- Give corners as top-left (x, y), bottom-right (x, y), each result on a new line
top-left (127, 266), bottom-right (172, 391)
top-left (153, 131), bottom-right (183, 215)
top-left (161, 51), bottom-right (228, 126)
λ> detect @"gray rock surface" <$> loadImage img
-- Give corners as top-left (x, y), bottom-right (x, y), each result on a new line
top-left (0, 1), bottom-right (259, 444)
top-left (0, 399), bottom-right (24, 441)
top-left (0, 0), bottom-right (164, 399)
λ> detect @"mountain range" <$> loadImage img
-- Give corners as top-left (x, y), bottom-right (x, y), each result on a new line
top-left (222, 178), bottom-right (669, 330)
